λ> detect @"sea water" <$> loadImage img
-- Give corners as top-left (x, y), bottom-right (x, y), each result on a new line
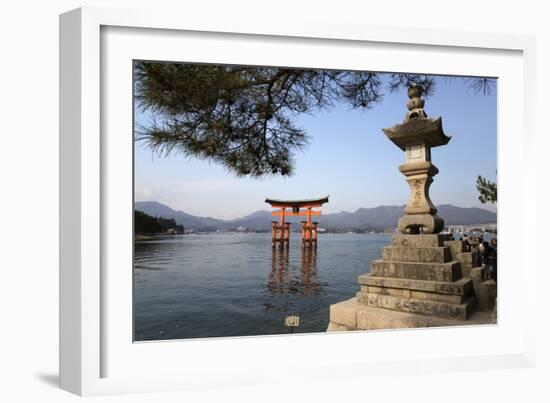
top-left (133, 232), bottom-right (391, 341)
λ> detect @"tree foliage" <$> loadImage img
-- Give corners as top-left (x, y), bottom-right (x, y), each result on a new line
top-left (134, 210), bottom-right (184, 234)
top-left (134, 62), bottom-right (494, 178)
top-left (476, 175), bottom-right (497, 204)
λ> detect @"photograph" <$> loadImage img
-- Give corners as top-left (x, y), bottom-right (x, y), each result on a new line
top-left (1, 0), bottom-right (545, 400)
top-left (132, 62), bottom-right (498, 341)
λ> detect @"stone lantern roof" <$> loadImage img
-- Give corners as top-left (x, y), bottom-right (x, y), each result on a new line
top-left (382, 83), bottom-right (451, 151)
top-left (383, 117), bottom-right (450, 151)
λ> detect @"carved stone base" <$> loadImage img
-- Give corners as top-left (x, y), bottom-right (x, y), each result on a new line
top-left (398, 214), bottom-right (444, 234)
top-left (327, 298), bottom-right (495, 332)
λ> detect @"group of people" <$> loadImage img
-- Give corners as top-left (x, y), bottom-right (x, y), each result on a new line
top-left (460, 234), bottom-right (497, 282)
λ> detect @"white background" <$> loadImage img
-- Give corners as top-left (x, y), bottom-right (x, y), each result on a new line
top-left (1, 0), bottom-right (548, 402)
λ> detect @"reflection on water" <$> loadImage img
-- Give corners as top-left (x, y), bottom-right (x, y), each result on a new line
top-left (267, 247), bottom-right (290, 296)
top-left (266, 247), bottom-right (322, 312)
top-left (134, 232), bottom-right (391, 341)
top-left (300, 247), bottom-right (320, 296)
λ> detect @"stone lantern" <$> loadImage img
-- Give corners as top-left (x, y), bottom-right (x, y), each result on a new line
top-left (382, 84), bottom-right (450, 234)
top-left (327, 84), bottom-right (497, 332)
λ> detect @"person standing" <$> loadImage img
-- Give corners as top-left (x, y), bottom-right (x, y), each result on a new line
top-left (488, 238), bottom-right (497, 282)
top-left (463, 233), bottom-right (471, 251)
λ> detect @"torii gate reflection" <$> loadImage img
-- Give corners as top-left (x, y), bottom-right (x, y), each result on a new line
top-left (265, 246), bottom-right (321, 310)
top-left (265, 196), bottom-right (329, 249)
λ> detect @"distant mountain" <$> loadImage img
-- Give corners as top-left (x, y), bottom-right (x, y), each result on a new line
top-left (319, 205), bottom-right (405, 229)
top-left (226, 210), bottom-right (274, 229)
top-left (435, 204), bottom-right (496, 225)
top-left (135, 201), bottom-right (226, 231)
top-left (135, 201), bottom-right (496, 232)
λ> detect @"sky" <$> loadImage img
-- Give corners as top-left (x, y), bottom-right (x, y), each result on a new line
top-left (134, 71), bottom-right (497, 220)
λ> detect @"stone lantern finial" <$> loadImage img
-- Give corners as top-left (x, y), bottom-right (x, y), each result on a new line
top-left (405, 84), bottom-right (427, 122)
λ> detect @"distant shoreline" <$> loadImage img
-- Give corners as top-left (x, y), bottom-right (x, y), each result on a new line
top-left (134, 230), bottom-right (496, 243)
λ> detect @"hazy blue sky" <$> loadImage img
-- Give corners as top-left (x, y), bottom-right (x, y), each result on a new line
top-left (134, 72), bottom-right (497, 220)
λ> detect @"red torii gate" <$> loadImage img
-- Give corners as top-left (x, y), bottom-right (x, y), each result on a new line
top-left (265, 196), bottom-right (329, 248)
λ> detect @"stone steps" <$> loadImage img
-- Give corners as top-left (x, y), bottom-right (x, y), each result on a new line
top-left (381, 245), bottom-right (451, 263)
top-left (328, 298), bottom-right (494, 331)
top-left (391, 234), bottom-right (451, 248)
top-left (356, 291), bottom-right (475, 320)
top-left (370, 259), bottom-right (462, 282)
top-left (359, 285), bottom-right (465, 304)
top-left (358, 275), bottom-right (472, 295)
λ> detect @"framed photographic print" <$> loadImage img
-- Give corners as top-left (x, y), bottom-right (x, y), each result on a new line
top-left (60, 6), bottom-right (537, 396)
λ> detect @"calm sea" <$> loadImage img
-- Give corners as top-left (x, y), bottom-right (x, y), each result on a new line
top-left (133, 232), bottom-right (391, 341)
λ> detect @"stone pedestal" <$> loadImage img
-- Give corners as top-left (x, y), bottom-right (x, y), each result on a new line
top-left (327, 233), bottom-right (496, 331)
top-left (352, 234), bottom-right (474, 322)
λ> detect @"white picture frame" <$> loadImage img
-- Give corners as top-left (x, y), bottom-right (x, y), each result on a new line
top-left (60, 6), bottom-right (537, 396)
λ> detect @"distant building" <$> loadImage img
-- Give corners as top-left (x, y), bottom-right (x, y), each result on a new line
top-left (446, 223), bottom-right (497, 234)
top-left (166, 228), bottom-right (184, 234)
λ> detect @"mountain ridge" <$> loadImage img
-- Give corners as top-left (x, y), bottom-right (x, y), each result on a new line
top-left (135, 201), bottom-right (496, 232)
